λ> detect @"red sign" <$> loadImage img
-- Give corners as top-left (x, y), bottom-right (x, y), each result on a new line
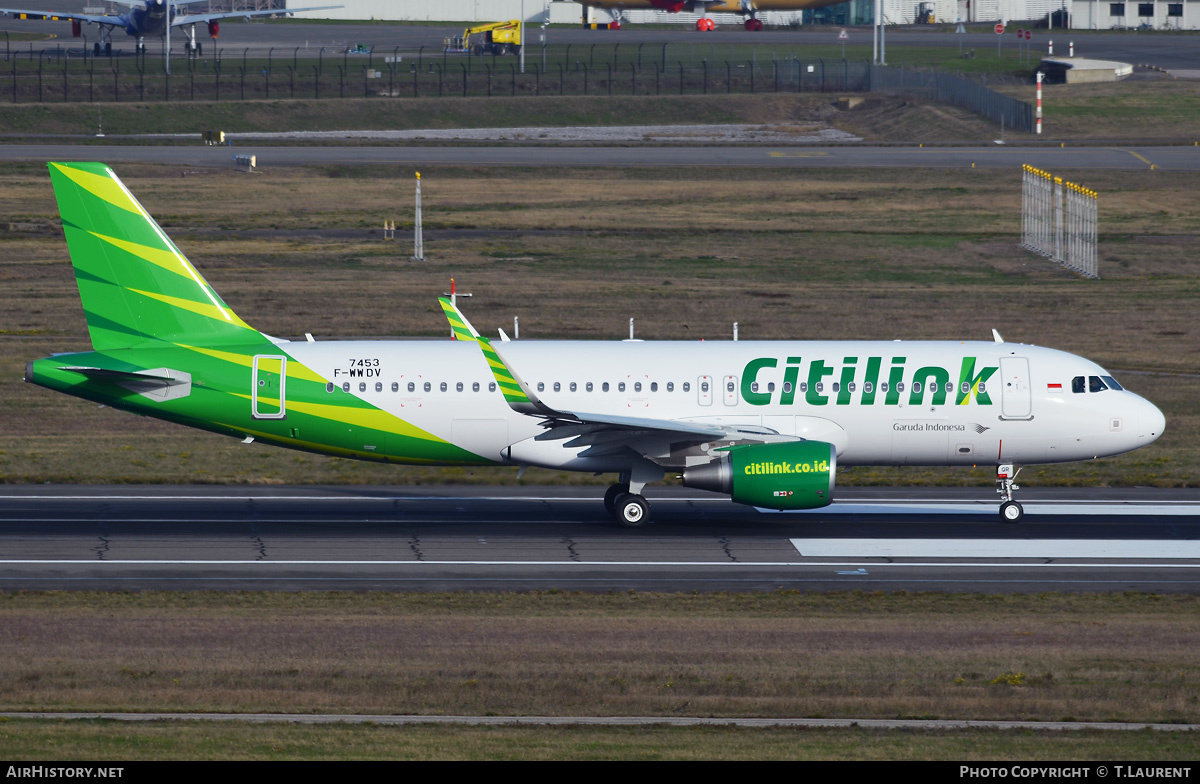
top-left (1016, 28), bottom-right (1024, 36)
top-left (1024, 30), bottom-right (1032, 40)
top-left (995, 23), bottom-right (1005, 34)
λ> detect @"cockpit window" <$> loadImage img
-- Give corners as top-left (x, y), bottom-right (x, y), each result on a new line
top-left (1101, 375), bottom-right (1123, 391)
top-left (1089, 376), bottom-right (1108, 393)
top-left (1072, 376), bottom-right (1085, 394)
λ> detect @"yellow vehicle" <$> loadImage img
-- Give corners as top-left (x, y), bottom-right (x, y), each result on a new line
top-left (443, 20), bottom-right (522, 56)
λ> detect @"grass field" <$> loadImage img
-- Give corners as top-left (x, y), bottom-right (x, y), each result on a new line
top-left (0, 62), bottom-right (1197, 141)
top-left (1, 591), bottom-right (1199, 759)
top-left (1, 161), bottom-right (1195, 487)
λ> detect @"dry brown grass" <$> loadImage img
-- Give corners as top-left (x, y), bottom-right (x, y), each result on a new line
top-left (1, 592), bottom-right (1198, 723)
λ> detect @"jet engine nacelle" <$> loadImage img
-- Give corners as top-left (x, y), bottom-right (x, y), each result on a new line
top-left (683, 441), bottom-right (835, 510)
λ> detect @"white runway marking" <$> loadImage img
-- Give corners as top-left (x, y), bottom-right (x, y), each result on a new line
top-left (763, 503), bottom-right (1200, 516)
top-left (790, 538), bottom-right (1200, 558)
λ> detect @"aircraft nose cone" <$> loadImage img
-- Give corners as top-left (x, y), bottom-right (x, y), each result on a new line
top-left (1140, 397), bottom-right (1166, 444)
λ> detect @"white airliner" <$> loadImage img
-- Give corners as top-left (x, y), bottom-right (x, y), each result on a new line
top-left (26, 163), bottom-right (1166, 527)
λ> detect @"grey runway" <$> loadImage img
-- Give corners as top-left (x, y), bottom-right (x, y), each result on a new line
top-left (2, 485), bottom-right (1199, 592)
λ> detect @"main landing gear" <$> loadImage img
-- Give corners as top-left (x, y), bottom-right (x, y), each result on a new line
top-left (604, 482), bottom-right (651, 528)
top-left (997, 463), bottom-right (1024, 522)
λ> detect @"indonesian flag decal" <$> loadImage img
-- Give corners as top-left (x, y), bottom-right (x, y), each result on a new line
top-left (1047, 383), bottom-right (1063, 390)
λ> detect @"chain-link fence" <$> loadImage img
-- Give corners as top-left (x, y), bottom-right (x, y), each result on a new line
top-left (3, 41), bottom-right (1031, 133)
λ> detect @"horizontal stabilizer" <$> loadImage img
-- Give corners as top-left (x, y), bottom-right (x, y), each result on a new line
top-left (58, 365), bottom-right (192, 401)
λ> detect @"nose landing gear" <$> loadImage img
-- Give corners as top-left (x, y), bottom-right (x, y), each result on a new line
top-left (997, 464), bottom-right (1024, 522)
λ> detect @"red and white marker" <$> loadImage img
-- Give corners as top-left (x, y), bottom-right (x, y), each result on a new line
top-left (1036, 71), bottom-right (1043, 135)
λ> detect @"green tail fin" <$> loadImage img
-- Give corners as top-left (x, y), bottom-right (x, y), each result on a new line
top-left (48, 162), bottom-right (260, 350)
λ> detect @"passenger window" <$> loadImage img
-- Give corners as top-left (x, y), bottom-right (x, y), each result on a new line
top-left (961, 382), bottom-right (971, 394)
top-left (896, 382), bottom-right (905, 392)
top-left (727, 381), bottom-right (734, 392)
top-left (815, 382), bottom-right (824, 393)
top-left (391, 382), bottom-right (399, 392)
top-left (783, 382), bottom-right (792, 394)
top-left (911, 382), bottom-right (921, 394)
top-left (537, 382), bottom-right (545, 392)
top-left (570, 382), bottom-right (577, 392)
top-left (603, 382), bottom-right (610, 392)
top-left (751, 382), bottom-right (759, 393)
top-left (359, 382), bottom-right (367, 392)
top-left (440, 382), bottom-right (447, 392)
top-left (864, 382), bottom-right (872, 394)
top-left (634, 382), bottom-right (642, 392)
top-left (667, 382), bottom-right (674, 392)
top-left (619, 382), bottom-right (626, 392)
top-left (341, 382), bottom-right (350, 393)
top-left (326, 382), bottom-right (335, 393)
top-left (832, 382), bottom-right (840, 393)
top-left (1089, 376), bottom-right (1108, 393)
top-left (651, 382), bottom-right (658, 392)
top-left (978, 383), bottom-right (986, 393)
top-left (586, 382), bottom-right (593, 392)
top-left (700, 382), bottom-right (709, 392)
top-left (554, 382), bottom-right (561, 392)
top-left (488, 382), bottom-right (496, 392)
top-left (456, 382), bottom-right (464, 392)
top-left (767, 382), bottom-right (775, 392)
top-left (849, 382), bottom-right (857, 392)
top-left (682, 382), bottom-right (690, 392)
top-left (473, 382), bottom-right (480, 392)
top-left (375, 382), bottom-right (383, 392)
top-left (424, 382), bottom-right (431, 392)
top-left (926, 382), bottom-right (934, 393)
top-left (880, 382), bottom-right (888, 393)
top-left (408, 382), bottom-right (415, 392)
top-left (799, 382), bottom-right (808, 393)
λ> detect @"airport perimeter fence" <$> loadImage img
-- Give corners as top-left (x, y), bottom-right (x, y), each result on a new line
top-left (3, 41), bottom-right (1028, 131)
top-left (869, 66), bottom-right (1034, 134)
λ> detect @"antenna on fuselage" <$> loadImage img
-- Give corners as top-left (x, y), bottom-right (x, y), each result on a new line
top-left (992, 329), bottom-right (1005, 343)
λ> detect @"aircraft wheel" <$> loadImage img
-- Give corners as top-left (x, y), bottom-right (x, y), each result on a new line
top-left (754, 19), bottom-right (764, 31)
top-left (104, 42), bottom-right (111, 55)
top-left (611, 22), bottom-right (621, 30)
top-left (603, 483), bottom-right (630, 516)
top-left (93, 42), bottom-right (101, 56)
top-left (1000, 500), bottom-right (1024, 523)
top-left (744, 19), bottom-right (756, 31)
top-left (614, 493), bottom-right (650, 528)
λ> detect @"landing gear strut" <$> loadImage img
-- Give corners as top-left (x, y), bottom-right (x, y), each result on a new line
top-left (997, 464), bottom-right (1024, 522)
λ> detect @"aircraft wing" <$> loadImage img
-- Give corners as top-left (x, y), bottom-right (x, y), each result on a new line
top-left (173, 5), bottom-right (343, 26)
top-left (0, 9), bottom-right (123, 25)
top-left (438, 296), bottom-right (735, 445)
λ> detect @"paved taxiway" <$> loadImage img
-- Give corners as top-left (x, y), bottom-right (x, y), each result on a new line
top-left (0, 144), bottom-right (1195, 170)
top-left (2, 485), bottom-right (1198, 592)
